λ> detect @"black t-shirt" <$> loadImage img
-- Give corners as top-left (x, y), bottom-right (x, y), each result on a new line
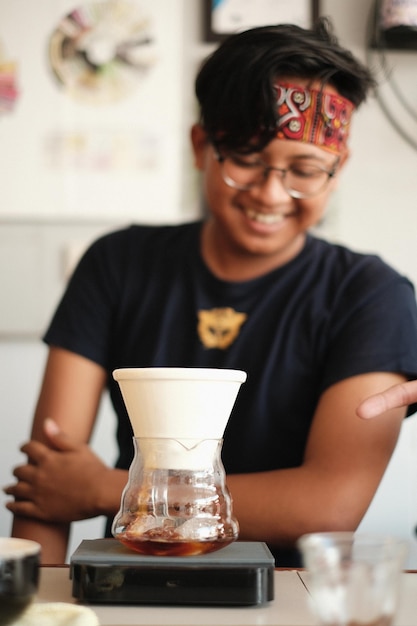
top-left (44, 221), bottom-right (417, 565)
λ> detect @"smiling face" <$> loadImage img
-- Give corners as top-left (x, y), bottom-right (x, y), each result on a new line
top-left (192, 123), bottom-right (348, 280)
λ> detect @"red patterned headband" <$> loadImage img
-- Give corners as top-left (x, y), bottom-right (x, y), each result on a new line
top-left (275, 83), bottom-right (355, 154)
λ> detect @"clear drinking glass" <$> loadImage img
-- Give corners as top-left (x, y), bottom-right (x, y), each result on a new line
top-left (297, 532), bottom-right (408, 626)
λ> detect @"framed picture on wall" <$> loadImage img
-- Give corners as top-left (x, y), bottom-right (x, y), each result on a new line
top-left (204, 0), bottom-right (320, 42)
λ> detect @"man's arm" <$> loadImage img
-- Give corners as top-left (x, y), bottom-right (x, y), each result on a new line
top-left (5, 346), bottom-right (112, 563)
top-left (227, 371), bottom-right (406, 550)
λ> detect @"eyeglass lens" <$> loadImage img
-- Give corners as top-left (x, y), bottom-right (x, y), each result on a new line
top-left (218, 154), bottom-right (336, 198)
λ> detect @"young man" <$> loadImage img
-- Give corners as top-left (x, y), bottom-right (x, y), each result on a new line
top-left (5, 19), bottom-right (417, 566)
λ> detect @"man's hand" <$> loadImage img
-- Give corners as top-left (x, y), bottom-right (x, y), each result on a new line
top-left (4, 419), bottom-right (112, 523)
top-left (357, 380), bottom-right (417, 419)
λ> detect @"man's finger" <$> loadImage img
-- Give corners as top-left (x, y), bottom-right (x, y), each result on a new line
top-left (357, 381), bottom-right (417, 419)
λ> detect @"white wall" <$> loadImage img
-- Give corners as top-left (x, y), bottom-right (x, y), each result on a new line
top-left (320, 0), bottom-right (417, 289)
top-left (2, 0), bottom-right (417, 565)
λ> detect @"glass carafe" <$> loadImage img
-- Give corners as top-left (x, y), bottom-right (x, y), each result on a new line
top-left (112, 367), bottom-right (247, 557)
top-left (112, 437), bottom-right (238, 556)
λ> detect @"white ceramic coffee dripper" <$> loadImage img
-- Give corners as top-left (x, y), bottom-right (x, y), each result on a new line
top-left (112, 367), bottom-right (247, 556)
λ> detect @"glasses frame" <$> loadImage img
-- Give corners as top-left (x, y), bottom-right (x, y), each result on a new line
top-left (213, 145), bottom-right (340, 199)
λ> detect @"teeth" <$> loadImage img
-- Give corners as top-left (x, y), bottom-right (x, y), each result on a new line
top-left (245, 209), bottom-right (285, 224)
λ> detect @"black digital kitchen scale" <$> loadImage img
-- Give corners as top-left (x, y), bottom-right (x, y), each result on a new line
top-left (70, 538), bottom-right (274, 606)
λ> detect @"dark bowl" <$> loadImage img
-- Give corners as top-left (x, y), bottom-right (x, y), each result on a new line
top-left (0, 538), bottom-right (41, 624)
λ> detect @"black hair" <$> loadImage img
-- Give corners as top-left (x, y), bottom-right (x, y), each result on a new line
top-left (195, 18), bottom-right (376, 152)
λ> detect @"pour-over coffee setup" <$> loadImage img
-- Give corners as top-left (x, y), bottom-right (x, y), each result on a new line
top-left (70, 367), bottom-right (275, 606)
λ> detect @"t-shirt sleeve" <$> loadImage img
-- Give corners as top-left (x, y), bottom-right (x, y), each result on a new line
top-left (320, 259), bottom-right (417, 415)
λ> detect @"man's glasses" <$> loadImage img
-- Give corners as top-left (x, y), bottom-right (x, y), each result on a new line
top-left (213, 146), bottom-right (339, 199)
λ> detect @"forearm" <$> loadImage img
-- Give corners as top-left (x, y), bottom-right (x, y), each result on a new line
top-left (11, 516), bottom-right (69, 564)
top-left (229, 373), bottom-right (405, 549)
top-left (227, 464), bottom-right (381, 548)
top-left (96, 467), bottom-right (129, 517)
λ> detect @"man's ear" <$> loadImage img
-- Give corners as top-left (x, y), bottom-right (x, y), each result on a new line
top-left (338, 148), bottom-right (350, 170)
top-left (190, 124), bottom-right (208, 170)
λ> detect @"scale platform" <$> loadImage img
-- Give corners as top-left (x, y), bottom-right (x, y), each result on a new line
top-left (70, 538), bottom-right (274, 606)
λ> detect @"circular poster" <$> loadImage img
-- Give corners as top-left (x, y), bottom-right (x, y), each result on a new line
top-left (49, 0), bottom-right (157, 104)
